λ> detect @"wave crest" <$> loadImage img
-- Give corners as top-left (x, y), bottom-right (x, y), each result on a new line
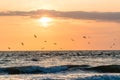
top-left (0, 65), bottom-right (120, 74)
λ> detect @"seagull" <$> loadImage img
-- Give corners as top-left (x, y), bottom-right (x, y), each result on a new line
top-left (112, 43), bottom-right (115, 46)
top-left (110, 46), bottom-right (113, 48)
top-left (41, 47), bottom-right (45, 49)
top-left (88, 42), bottom-right (91, 44)
top-left (21, 42), bottom-right (24, 46)
top-left (34, 34), bottom-right (37, 38)
top-left (53, 43), bottom-right (57, 45)
top-left (44, 41), bottom-right (47, 43)
top-left (83, 36), bottom-right (87, 39)
top-left (8, 47), bottom-right (11, 50)
top-left (60, 48), bottom-right (63, 50)
top-left (71, 38), bottom-right (75, 41)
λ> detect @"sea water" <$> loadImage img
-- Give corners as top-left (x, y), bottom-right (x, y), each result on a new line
top-left (0, 50), bottom-right (120, 80)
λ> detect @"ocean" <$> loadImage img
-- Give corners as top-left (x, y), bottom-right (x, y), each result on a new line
top-left (0, 50), bottom-right (120, 80)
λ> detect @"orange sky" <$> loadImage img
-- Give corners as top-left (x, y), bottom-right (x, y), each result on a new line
top-left (1, 0), bottom-right (120, 12)
top-left (0, 0), bottom-right (120, 50)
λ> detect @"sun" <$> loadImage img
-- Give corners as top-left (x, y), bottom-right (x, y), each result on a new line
top-left (39, 17), bottom-right (53, 27)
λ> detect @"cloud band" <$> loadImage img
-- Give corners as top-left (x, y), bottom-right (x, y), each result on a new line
top-left (0, 10), bottom-right (120, 22)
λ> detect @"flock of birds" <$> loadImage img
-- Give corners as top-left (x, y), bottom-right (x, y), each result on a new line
top-left (7, 34), bottom-right (59, 50)
top-left (7, 34), bottom-right (117, 50)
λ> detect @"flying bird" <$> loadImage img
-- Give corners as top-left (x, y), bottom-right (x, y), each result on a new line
top-left (53, 43), bottom-right (57, 45)
top-left (83, 36), bottom-right (87, 39)
top-left (21, 42), bottom-right (24, 46)
top-left (34, 34), bottom-right (37, 38)
top-left (112, 43), bottom-right (115, 46)
top-left (60, 48), bottom-right (63, 50)
top-left (110, 46), bottom-right (113, 48)
top-left (71, 38), bottom-right (75, 41)
top-left (8, 47), bottom-right (11, 50)
top-left (41, 47), bottom-right (45, 49)
top-left (44, 41), bottom-right (47, 43)
top-left (88, 42), bottom-right (91, 44)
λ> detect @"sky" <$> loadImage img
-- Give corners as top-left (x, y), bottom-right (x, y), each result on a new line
top-left (0, 0), bottom-right (120, 50)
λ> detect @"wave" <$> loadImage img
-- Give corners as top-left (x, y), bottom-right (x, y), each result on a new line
top-left (0, 50), bottom-right (120, 59)
top-left (75, 75), bottom-right (120, 80)
top-left (86, 65), bottom-right (120, 73)
top-left (31, 75), bottom-right (120, 80)
top-left (0, 65), bottom-right (120, 74)
top-left (0, 66), bottom-right (68, 74)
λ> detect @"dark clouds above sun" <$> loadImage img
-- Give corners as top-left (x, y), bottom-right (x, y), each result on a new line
top-left (1, 10), bottom-right (120, 23)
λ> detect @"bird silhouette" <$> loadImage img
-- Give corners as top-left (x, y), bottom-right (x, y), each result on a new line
top-left (110, 46), bottom-right (113, 48)
top-left (71, 38), bottom-right (75, 41)
top-left (8, 47), bottom-right (11, 50)
top-left (88, 42), bottom-right (91, 44)
top-left (112, 43), bottom-right (115, 46)
top-left (21, 42), bottom-right (24, 46)
top-left (53, 43), bottom-right (57, 45)
top-left (34, 34), bottom-right (37, 38)
top-left (41, 47), bottom-right (45, 49)
top-left (44, 41), bottom-right (47, 43)
top-left (60, 48), bottom-right (63, 50)
top-left (83, 36), bottom-right (87, 39)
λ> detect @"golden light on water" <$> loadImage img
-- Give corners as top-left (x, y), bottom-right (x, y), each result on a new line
top-left (39, 17), bottom-right (53, 27)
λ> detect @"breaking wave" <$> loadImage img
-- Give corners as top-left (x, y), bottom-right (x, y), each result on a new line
top-left (0, 65), bottom-right (120, 74)
top-left (75, 75), bottom-right (120, 80)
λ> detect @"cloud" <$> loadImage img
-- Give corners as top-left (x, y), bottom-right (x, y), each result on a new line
top-left (0, 10), bottom-right (120, 22)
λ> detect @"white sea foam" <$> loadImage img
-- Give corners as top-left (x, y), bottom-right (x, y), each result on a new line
top-left (0, 50), bottom-right (120, 80)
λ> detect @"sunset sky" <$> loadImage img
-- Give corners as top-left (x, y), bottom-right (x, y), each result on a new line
top-left (0, 0), bottom-right (120, 50)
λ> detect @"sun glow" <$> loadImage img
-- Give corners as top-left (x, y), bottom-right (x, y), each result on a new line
top-left (39, 17), bottom-right (53, 27)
